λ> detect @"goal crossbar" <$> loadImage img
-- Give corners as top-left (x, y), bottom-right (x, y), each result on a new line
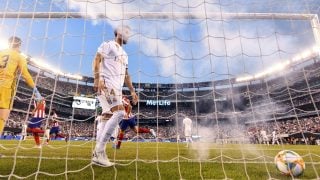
top-left (0, 12), bottom-right (317, 20)
top-left (2, 12), bottom-right (318, 45)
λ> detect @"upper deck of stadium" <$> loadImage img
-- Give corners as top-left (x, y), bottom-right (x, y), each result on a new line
top-left (11, 50), bottom-right (320, 123)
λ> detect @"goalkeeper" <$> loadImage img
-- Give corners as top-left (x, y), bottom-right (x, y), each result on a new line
top-left (0, 36), bottom-right (42, 137)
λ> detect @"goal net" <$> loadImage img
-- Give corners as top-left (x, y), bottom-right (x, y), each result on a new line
top-left (0, 0), bottom-right (320, 179)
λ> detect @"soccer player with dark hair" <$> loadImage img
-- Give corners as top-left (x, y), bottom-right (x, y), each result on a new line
top-left (113, 96), bottom-right (156, 149)
top-left (0, 36), bottom-right (42, 137)
top-left (92, 25), bottom-right (138, 167)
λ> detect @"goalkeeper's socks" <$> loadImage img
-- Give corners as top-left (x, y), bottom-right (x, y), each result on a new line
top-left (0, 117), bottom-right (5, 134)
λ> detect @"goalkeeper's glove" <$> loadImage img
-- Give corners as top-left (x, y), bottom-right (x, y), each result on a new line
top-left (33, 87), bottom-right (42, 101)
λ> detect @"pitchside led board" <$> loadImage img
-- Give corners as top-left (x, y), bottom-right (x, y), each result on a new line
top-left (72, 96), bottom-right (97, 110)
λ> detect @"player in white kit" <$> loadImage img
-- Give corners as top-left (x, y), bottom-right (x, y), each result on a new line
top-left (260, 129), bottom-right (269, 145)
top-left (95, 115), bottom-right (119, 142)
top-left (21, 123), bottom-right (27, 141)
top-left (92, 25), bottom-right (138, 167)
top-left (272, 130), bottom-right (280, 145)
top-left (183, 116), bottom-right (193, 147)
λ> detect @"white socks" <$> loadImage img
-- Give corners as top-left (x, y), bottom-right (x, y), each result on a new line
top-left (95, 110), bottom-right (125, 152)
top-left (96, 118), bottom-right (107, 142)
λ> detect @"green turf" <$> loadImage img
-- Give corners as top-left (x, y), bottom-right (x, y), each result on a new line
top-left (0, 140), bottom-right (319, 179)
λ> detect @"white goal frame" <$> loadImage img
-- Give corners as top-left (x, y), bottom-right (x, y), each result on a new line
top-left (1, 12), bottom-right (320, 45)
top-left (1, 11), bottom-right (320, 179)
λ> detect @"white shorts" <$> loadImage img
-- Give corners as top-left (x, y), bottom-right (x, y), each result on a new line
top-left (184, 127), bottom-right (192, 137)
top-left (97, 82), bottom-right (122, 114)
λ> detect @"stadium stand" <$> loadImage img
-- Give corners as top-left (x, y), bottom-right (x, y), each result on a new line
top-left (2, 58), bottom-right (320, 145)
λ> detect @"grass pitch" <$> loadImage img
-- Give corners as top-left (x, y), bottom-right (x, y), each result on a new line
top-left (0, 140), bottom-right (319, 180)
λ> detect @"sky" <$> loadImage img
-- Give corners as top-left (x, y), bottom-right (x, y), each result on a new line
top-left (0, 0), bottom-right (319, 84)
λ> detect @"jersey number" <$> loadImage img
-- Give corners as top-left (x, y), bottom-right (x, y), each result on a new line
top-left (103, 88), bottom-right (117, 105)
top-left (0, 55), bottom-right (9, 69)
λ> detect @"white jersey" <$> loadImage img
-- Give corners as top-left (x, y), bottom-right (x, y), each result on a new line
top-left (183, 118), bottom-right (192, 137)
top-left (97, 40), bottom-right (128, 90)
top-left (272, 131), bottom-right (277, 138)
top-left (272, 130), bottom-right (279, 145)
top-left (183, 118), bottom-right (192, 127)
top-left (260, 130), bottom-right (267, 138)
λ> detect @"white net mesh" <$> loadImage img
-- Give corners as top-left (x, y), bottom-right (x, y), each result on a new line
top-left (0, 0), bottom-right (320, 179)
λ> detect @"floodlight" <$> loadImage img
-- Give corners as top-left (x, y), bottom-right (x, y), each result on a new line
top-left (254, 72), bottom-right (267, 79)
top-left (301, 50), bottom-right (312, 59)
top-left (292, 54), bottom-right (301, 62)
top-left (272, 62), bottom-right (288, 71)
top-left (0, 38), bottom-right (8, 49)
top-left (65, 73), bottom-right (83, 80)
top-left (28, 57), bottom-right (63, 75)
top-left (236, 75), bottom-right (253, 82)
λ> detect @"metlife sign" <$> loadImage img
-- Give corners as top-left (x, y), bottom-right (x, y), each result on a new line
top-left (146, 100), bottom-right (171, 106)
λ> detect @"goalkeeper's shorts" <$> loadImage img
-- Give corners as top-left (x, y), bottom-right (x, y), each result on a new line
top-left (0, 87), bottom-right (15, 109)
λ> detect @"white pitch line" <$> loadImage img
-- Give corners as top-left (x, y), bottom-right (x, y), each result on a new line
top-left (1, 143), bottom-right (316, 151)
top-left (1, 155), bottom-right (320, 164)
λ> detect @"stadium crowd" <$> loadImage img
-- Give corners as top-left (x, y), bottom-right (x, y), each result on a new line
top-left (3, 110), bottom-right (320, 145)
top-left (246, 117), bottom-right (320, 145)
top-left (2, 59), bottom-right (320, 146)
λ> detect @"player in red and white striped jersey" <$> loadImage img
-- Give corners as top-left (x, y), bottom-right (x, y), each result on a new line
top-left (33, 100), bottom-right (45, 118)
top-left (113, 96), bottom-right (156, 149)
top-left (27, 99), bottom-right (46, 148)
top-left (47, 109), bottom-right (67, 143)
